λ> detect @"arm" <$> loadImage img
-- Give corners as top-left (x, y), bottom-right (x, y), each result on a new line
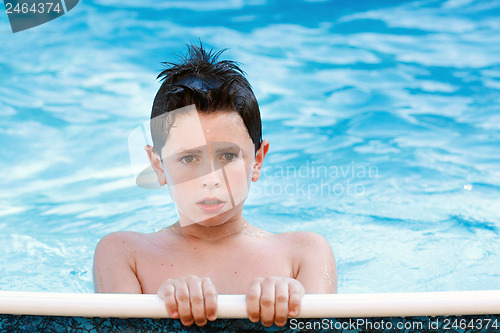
top-left (92, 232), bottom-right (142, 293)
top-left (294, 231), bottom-right (337, 293)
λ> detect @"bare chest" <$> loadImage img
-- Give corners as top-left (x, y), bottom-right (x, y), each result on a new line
top-left (135, 238), bottom-right (293, 294)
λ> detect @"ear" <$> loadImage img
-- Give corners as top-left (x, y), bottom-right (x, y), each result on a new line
top-left (251, 140), bottom-right (270, 182)
top-left (145, 145), bottom-right (166, 186)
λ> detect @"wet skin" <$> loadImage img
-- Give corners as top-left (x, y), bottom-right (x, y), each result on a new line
top-left (93, 110), bottom-right (337, 327)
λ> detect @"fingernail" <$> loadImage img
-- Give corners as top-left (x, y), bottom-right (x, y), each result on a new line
top-left (171, 311), bottom-right (179, 318)
top-left (208, 315), bottom-right (216, 321)
top-left (289, 311), bottom-right (296, 316)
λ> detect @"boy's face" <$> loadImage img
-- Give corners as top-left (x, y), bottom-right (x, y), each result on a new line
top-left (151, 106), bottom-right (265, 227)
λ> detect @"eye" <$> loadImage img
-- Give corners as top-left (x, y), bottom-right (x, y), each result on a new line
top-left (221, 152), bottom-right (237, 162)
top-left (180, 155), bottom-right (197, 164)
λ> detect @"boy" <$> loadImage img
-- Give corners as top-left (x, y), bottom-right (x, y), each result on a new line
top-left (93, 43), bottom-right (336, 328)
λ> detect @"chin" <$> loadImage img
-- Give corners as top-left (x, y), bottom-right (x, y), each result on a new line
top-left (178, 201), bottom-right (244, 227)
top-left (195, 209), bottom-right (234, 227)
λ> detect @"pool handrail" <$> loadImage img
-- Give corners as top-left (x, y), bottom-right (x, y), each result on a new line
top-left (1, 290), bottom-right (500, 318)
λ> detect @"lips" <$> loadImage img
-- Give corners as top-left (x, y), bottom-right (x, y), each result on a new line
top-left (197, 198), bottom-right (225, 205)
top-left (199, 200), bottom-right (223, 205)
top-left (196, 198), bottom-right (226, 213)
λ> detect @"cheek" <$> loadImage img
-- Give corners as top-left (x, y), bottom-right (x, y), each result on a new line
top-left (224, 161), bottom-right (251, 198)
top-left (167, 181), bottom-right (195, 206)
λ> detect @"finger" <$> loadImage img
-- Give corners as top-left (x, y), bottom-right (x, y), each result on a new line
top-left (246, 278), bottom-right (263, 323)
top-left (260, 278), bottom-right (276, 327)
top-left (186, 276), bottom-right (207, 326)
top-left (173, 280), bottom-right (194, 326)
top-left (288, 280), bottom-right (305, 317)
top-left (157, 281), bottom-right (179, 319)
top-left (274, 282), bottom-right (289, 327)
top-left (202, 278), bottom-right (218, 321)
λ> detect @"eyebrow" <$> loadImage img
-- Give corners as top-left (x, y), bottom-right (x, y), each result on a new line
top-left (173, 143), bottom-right (241, 155)
top-left (214, 146), bottom-right (241, 153)
top-left (174, 148), bottom-right (203, 155)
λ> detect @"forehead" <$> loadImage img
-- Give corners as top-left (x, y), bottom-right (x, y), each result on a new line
top-left (163, 108), bottom-right (252, 153)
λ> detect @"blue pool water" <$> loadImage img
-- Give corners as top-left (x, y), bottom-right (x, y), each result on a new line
top-left (1, 0), bottom-right (499, 295)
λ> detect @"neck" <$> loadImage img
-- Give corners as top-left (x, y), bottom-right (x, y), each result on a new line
top-left (171, 215), bottom-right (248, 242)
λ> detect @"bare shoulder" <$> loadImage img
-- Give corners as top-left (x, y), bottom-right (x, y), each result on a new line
top-left (248, 226), bottom-right (333, 255)
top-left (93, 231), bottom-right (147, 293)
top-left (94, 231), bottom-right (158, 267)
top-left (95, 231), bottom-right (141, 254)
top-left (277, 231), bottom-right (337, 293)
top-left (278, 230), bottom-right (333, 253)
top-left (94, 232), bottom-right (132, 268)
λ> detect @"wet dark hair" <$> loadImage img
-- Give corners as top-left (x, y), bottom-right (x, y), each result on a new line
top-left (151, 43), bottom-right (262, 157)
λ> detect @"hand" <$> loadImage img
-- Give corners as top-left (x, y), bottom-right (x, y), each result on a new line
top-left (246, 276), bottom-right (305, 327)
top-left (157, 275), bottom-right (217, 326)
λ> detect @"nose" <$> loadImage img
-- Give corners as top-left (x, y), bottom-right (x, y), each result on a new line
top-left (201, 169), bottom-right (222, 188)
top-left (199, 158), bottom-right (223, 188)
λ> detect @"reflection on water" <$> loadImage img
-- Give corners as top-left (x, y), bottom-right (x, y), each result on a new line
top-left (0, 0), bottom-right (499, 293)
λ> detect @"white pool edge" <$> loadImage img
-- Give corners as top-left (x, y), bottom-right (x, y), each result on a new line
top-left (1, 290), bottom-right (499, 318)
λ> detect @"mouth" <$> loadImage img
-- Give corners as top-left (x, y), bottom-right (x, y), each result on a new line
top-left (197, 198), bottom-right (225, 205)
top-left (196, 198), bottom-right (226, 213)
